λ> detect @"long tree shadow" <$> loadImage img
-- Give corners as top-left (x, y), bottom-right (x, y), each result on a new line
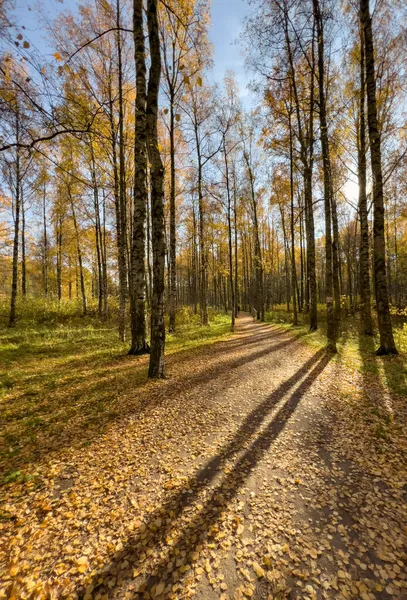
top-left (358, 334), bottom-right (391, 403)
top-left (1, 327), bottom-right (303, 475)
top-left (377, 344), bottom-right (407, 398)
top-left (356, 330), bottom-right (407, 448)
top-left (294, 332), bottom-right (407, 599)
top-left (287, 401), bottom-right (405, 600)
top-left (75, 349), bottom-right (332, 598)
top-left (0, 323), bottom-right (289, 393)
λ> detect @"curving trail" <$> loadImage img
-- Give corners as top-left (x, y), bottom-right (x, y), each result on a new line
top-left (1, 315), bottom-right (406, 599)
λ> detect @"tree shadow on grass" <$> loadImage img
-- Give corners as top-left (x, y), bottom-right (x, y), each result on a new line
top-left (0, 322), bottom-right (305, 477)
top-left (355, 331), bottom-right (407, 448)
top-left (0, 320), bottom-right (292, 386)
top-left (74, 349), bottom-right (332, 598)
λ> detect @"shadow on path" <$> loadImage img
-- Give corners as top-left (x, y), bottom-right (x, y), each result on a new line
top-left (77, 348), bottom-right (332, 598)
top-left (1, 324), bottom-right (303, 474)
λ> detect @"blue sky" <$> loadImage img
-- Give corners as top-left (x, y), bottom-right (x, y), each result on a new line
top-left (12, 0), bottom-right (72, 56)
top-left (208, 0), bottom-right (252, 102)
top-left (15, 0), bottom-right (250, 76)
top-left (12, 0), bottom-right (252, 100)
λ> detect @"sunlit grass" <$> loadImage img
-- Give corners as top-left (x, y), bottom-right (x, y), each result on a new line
top-left (0, 300), bottom-right (233, 483)
top-left (265, 305), bottom-right (407, 397)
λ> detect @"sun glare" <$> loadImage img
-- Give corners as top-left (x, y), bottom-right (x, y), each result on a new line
top-left (343, 179), bottom-right (360, 201)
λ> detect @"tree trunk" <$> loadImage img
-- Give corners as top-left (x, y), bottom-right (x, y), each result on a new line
top-left (56, 216), bottom-right (62, 302)
top-left (129, 0), bottom-right (150, 355)
top-left (116, 0), bottom-right (128, 341)
top-left (90, 142), bottom-right (103, 316)
top-left (279, 203), bottom-right (290, 314)
top-left (244, 151), bottom-right (264, 320)
top-left (146, 174), bottom-right (153, 307)
top-left (233, 170), bottom-right (239, 317)
top-left (360, 0), bottom-right (397, 354)
top-left (358, 23), bottom-right (373, 335)
top-left (289, 107), bottom-right (298, 325)
top-left (69, 189), bottom-right (87, 316)
top-left (68, 255), bottom-right (72, 300)
top-left (168, 92), bottom-right (177, 332)
top-left (42, 182), bottom-right (48, 297)
top-left (331, 193), bottom-right (341, 331)
top-left (21, 186), bottom-right (26, 298)
top-left (108, 78), bottom-right (126, 337)
top-left (192, 202), bottom-right (198, 314)
top-left (101, 190), bottom-right (108, 316)
top-left (8, 118), bottom-right (20, 327)
top-left (299, 199), bottom-right (303, 312)
top-left (224, 135), bottom-right (235, 331)
top-left (285, 12), bottom-right (317, 331)
top-left (147, 0), bottom-right (166, 378)
top-left (313, 0), bottom-right (336, 352)
top-left (195, 129), bottom-right (208, 326)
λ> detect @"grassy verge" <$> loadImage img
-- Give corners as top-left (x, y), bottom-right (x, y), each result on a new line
top-left (265, 307), bottom-right (407, 464)
top-left (265, 305), bottom-right (407, 397)
top-left (0, 302), bottom-right (233, 484)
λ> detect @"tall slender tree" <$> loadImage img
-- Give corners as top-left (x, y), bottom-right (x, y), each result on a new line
top-left (116, 0), bottom-right (129, 342)
top-left (357, 25), bottom-right (373, 335)
top-left (129, 0), bottom-right (150, 355)
top-left (147, 0), bottom-right (166, 378)
top-left (360, 0), bottom-right (397, 354)
top-left (313, 0), bottom-right (337, 352)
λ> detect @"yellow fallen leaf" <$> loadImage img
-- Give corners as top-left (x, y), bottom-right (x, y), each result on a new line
top-left (240, 568), bottom-right (252, 582)
top-left (54, 563), bottom-right (68, 575)
top-left (266, 569), bottom-right (283, 582)
top-left (155, 581), bottom-right (165, 596)
top-left (84, 584), bottom-right (94, 600)
top-left (252, 562), bottom-right (265, 578)
top-left (9, 565), bottom-right (19, 577)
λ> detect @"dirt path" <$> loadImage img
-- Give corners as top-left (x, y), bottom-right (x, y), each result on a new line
top-left (1, 315), bottom-right (406, 600)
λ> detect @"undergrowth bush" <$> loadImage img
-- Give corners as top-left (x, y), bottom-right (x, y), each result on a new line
top-left (0, 297), bottom-right (232, 351)
top-left (0, 296), bottom-right (120, 329)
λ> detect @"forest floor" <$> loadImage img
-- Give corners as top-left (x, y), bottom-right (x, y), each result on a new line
top-left (1, 314), bottom-right (406, 600)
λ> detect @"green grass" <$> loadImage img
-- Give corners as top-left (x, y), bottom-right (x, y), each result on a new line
top-left (2, 296), bottom-right (404, 487)
top-left (0, 301), bottom-right (233, 483)
top-left (265, 305), bottom-right (407, 397)
top-left (265, 305), bottom-right (407, 463)
top-left (166, 308), bottom-right (232, 352)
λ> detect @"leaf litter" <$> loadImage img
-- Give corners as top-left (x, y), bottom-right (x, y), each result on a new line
top-left (0, 316), bottom-right (406, 599)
